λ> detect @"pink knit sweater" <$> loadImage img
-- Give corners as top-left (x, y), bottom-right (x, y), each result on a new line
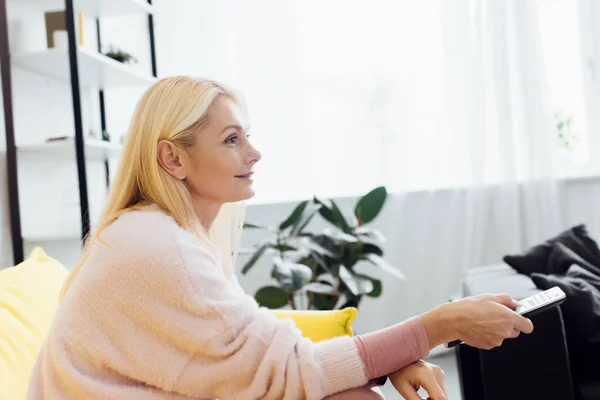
top-left (28, 209), bottom-right (429, 399)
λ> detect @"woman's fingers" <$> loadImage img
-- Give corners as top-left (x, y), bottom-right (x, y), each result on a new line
top-left (514, 315), bottom-right (534, 334)
top-left (494, 293), bottom-right (519, 308)
top-left (433, 366), bottom-right (448, 398)
top-left (397, 382), bottom-right (422, 400)
top-left (390, 361), bottom-right (447, 400)
top-left (419, 372), bottom-right (446, 400)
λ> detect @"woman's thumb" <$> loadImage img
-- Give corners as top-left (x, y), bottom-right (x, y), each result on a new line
top-left (494, 293), bottom-right (519, 309)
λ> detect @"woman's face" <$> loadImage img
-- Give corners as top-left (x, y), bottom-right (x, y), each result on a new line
top-left (184, 97), bottom-right (261, 204)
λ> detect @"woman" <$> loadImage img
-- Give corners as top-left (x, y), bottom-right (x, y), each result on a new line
top-left (28, 76), bottom-right (533, 400)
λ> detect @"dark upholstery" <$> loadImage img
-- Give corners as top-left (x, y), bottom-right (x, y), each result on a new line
top-left (455, 264), bottom-right (600, 400)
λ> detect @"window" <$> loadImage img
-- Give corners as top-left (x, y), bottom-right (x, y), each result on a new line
top-left (233, 0), bottom-right (600, 204)
top-left (538, 0), bottom-right (589, 165)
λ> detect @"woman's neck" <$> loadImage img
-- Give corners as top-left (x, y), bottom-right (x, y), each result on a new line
top-left (190, 196), bottom-right (222, 231)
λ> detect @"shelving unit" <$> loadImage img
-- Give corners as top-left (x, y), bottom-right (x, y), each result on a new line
top-left (11, 0), bottom-right (152, 18)
top-left (18, 138), bottom-right (123, 161)
top-left (0, 0), bottom-right (157, 264)
top-left (24, 230), bottom-right (86, 243)
top-left (13, 47), bottom-right (157, 88)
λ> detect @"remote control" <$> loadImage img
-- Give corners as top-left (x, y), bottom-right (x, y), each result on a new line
top-left (445, 286), bottom-right (566, 348)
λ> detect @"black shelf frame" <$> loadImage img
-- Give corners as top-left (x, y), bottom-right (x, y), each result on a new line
top-left (0, 0), bottom-right (157, 264)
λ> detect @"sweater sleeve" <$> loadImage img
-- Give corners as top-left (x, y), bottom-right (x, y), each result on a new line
top-left (88, 212), bottom-right (369, 400)
top-left (354, 317), bottom-right (430, 380)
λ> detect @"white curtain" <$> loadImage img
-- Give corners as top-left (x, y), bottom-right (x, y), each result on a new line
top-left (228, 5), bottom-right (562, 248)
top-left (440, 0), bottom-right (563, 269)
top-left (159, 0), bottom-right (571, 329)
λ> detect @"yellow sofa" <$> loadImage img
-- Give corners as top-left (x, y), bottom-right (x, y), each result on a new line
top-left (0, 248), bottom-right (358, 399)
top-left (0, 248), bottom-right (69, 400)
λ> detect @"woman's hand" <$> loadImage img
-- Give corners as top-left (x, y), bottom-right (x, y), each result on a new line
top-left (420, 293), bottom-right (534, 350)
top-left (389, 360), bottom-right (447, 400)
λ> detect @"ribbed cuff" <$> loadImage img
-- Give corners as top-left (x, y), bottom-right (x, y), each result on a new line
top-left (314, 335), bottom-right (369, 396)
top-left (414, 316), bottom-right (430, 358)
top-left (355, 316), bottom-right (430, 379)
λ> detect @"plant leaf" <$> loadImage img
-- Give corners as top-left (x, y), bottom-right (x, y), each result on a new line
top-left (360, 243), bottom-right (383, 257)
top-left (243, 222), bottom-right (273, 230)
top-left (314, 197), bottom-right (349, 231)
top-left (355, 186), bottom-right (387, 225)
top-left (304, 281), bottom-right (336, 294)
top-left (322, 228), bottom-right (358, 243)
top-left (316, 274), bottom-right (336, 286)
top-left (339, 265), bottom-right (374, 296)
top-left (309, 252), bottom-right (333, 274)
top-left (311, 234), bottom-right (339, 254)
top-left (241, 241), bottom-right (271, 274)
top-left (279, 200), bottom-right (309, 230)
top-left (365, 253), bottom-right (407, 280)
top-left (355, 226), bottom-right (387, 243)
top-left (365, 277), bottom-right (382, 297)
top-left (272, 258), bottom-right (313, 292)
top-left (255, 286), bottom-right (289, 309)
top-left (303, 238), bottom-right (335, 257)
top-left (330, 200), bottom-right (351, 232)
top-left (290, 202), bottom-right (321, 236)
top-left (341, 205), bottom-right (359, 230)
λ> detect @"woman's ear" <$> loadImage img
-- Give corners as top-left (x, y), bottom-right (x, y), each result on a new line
top-left (157, 140), bottom-right (187, 180)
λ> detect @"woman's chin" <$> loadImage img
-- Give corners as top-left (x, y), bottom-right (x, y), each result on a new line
top-left (232, 187), bottom-right (255, 202)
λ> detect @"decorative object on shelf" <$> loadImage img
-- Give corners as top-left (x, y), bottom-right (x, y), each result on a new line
top-left (44, 11), bottom-right (85, 48)
top-left (103, 46), bottom-right (138, 65)
top-left (242, 186), bottom-right (406, 311)
top-left (78, 12), bottom-right (85, 46)
top-left (45, 136), bottom-right (71, 143)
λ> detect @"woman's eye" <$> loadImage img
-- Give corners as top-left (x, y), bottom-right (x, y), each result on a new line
top-left (225, 135), bottom-right (237, 145)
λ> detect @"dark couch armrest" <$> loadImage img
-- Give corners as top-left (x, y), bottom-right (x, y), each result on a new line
top-left (485, 307), bottom-right (573, 399)
top-left (457, 265), bottom-right (576, 400)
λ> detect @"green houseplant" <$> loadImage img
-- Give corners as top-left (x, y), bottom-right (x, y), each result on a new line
top-left (241, 186), bottom-right (405, 311)
top-left (104, 46), bottom-right (138, 65)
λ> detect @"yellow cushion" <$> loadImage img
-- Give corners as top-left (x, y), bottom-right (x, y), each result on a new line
top-left (0, 247), bottom-right (69, 400)
top-left (271, 307), bottom-right (357, 342)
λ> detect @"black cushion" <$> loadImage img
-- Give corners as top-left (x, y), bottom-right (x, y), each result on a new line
top-left (504, 225), bottom-right (600, 276)
top-left (531, 269), bottom-right (600, 380)
top-left (547, 243), bottom-right (600, 277)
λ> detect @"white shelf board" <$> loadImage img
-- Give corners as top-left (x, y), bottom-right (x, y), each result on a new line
top-left (23, 232), bottom-right (82, 242)
top-left (12, 0), bottom-right (153, 18)
top-left (12, 47), bottom-right (156, 89)
top-left (18, 138), bottom-right (123, 161)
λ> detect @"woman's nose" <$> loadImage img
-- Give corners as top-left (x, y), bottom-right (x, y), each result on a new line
top-left (248, 144), bottom-right (262, 163)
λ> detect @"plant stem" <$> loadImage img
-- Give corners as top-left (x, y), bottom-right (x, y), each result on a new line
top-left (277, 232), bottom-right (284, 257)
top-left (329, 292), bottom-right (340, 309)
top-left (289, 294), bottom-right (297, 310)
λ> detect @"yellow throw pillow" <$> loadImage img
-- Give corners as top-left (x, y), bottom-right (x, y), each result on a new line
top-left (271, 307), bottom-right (357, 342)
top-left (0, 247), bottom-right (69, 400)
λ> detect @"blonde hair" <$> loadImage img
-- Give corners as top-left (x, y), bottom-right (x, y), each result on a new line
top-left (60, 76), bottom-right (246, 300)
